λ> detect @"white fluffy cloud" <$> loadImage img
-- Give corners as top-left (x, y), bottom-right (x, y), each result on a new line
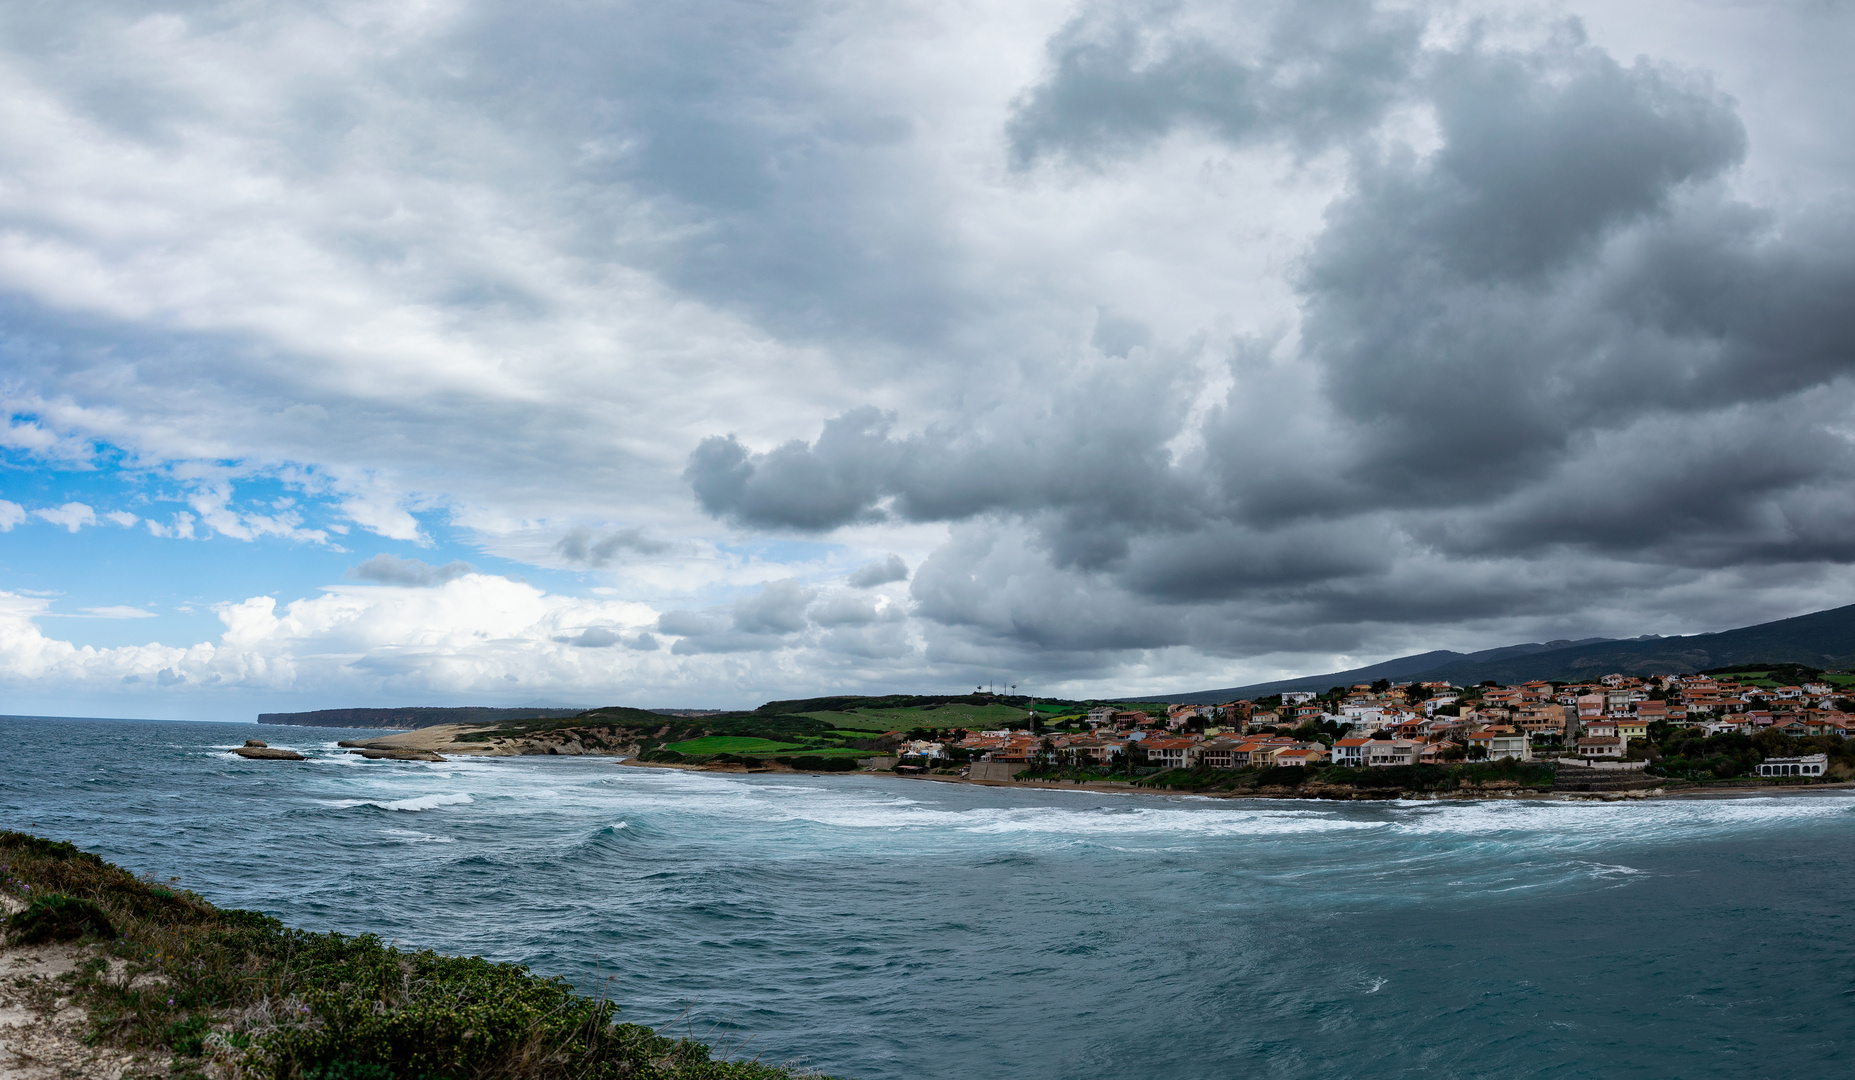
top-left (0, 579), bottom-right (662, 700)
top-left (33, 502), bottom-right (97, 533)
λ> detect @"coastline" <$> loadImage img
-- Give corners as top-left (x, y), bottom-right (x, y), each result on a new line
top-left (331, 723), bottom-right (1855, 804)
top-left (614, 758), bottom-right (1855, 802)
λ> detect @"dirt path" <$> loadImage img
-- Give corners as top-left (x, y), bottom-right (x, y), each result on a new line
top-left (0, 897), bottom-right (137, 1080)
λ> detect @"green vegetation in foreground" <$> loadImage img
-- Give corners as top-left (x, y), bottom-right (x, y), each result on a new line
top-left (0, 832), bottom-right (828, 1080)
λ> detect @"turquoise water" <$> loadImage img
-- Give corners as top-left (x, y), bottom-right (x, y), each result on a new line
top-left (3, 715), bottom-right (1852, 1078)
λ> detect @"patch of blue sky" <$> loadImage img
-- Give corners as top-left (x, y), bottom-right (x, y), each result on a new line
top-left (711, 536), bottom-right (845, 572)
top-left (0, 459), bottom-right (590, 650)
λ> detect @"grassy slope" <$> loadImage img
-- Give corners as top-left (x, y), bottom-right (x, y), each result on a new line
top-left (0, 832), bottom-right (828, 1080)
top-left (665, 736), bottom-right (809, 755)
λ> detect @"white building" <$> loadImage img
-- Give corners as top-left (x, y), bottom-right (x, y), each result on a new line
top-left (1365, 739), bottom-right (1420, 767)
top-left (1757, 754), bottom-right (1828, 778)
top-left (1281, 691), bottom-right (1318, 706)
top-left (1342, 703), bottom-right (1387, 729)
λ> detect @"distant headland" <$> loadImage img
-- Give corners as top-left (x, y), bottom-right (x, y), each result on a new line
top-left (259, 705), bottom-right (586, 728)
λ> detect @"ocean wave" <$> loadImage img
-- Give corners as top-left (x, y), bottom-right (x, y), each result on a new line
top-left (381, 828), bottom-right (456, 843)
top-left (317, 792), bottom-right (475, 812)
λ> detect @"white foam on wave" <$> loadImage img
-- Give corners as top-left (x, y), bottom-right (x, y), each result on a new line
top-left (317, 792), bottom-right (475, 812)
top-left (381, 828), bottom-right (456, 843)
top-left (1386, 792), bottom-right (1855, 842)
top-left (611, 779), bottom-right (1394, 839)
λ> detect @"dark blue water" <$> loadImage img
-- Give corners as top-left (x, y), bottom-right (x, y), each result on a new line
top-left (3, 715), bottom-right (1851, 1078)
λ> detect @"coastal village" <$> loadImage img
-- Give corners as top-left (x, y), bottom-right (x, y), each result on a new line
top-left (902, 671), bottom-right (1851, 782)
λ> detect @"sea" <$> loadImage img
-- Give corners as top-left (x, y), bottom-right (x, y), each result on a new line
top-left (2, 714), bottom-right (1851, 1079)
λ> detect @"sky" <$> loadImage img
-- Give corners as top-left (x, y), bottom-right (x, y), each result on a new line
top-left (2, 0), bottom-right (1854, 719)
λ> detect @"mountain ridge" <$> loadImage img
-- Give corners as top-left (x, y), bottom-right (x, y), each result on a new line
top-left (1156, 603), bottom-right (1855, 703)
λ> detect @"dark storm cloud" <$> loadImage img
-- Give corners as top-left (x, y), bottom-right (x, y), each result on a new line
top-left (681, 2), bottom-right (1855, 665)
top-left (554, 525), bottom-right (671, 567)
top-left (347, 554), bottom-right (475, 587)
top-left (686, 364), bottom-right (1196, 538)
top-left (1288, 34), bottom-right (1750, 503)
top-left (1008, 0), bottom-right (1423, 167)
top-left (437, 0), bottom-right (970, 348)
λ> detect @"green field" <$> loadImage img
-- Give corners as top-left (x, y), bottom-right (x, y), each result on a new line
top-left (665, 736), bottom-right (809, 755)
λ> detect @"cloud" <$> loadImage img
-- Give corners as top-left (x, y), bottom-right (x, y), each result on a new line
top-left (848, 554), bottom-right (909, 588)
top-left (347, 554), bottom-right (476, 587)
top-left (659, 3), bottom-right (1855, 684)
top-left (331, 472), bottom-right (426, 543)
top-left (1007, 0), bottom-right (1423, 167)
top-left (145, 513), bottom-right (197, 540)
top-left (34, 502), bottom-right (96, 532)
top-left (554, 525), bottom-right (672, 567)
top-left (0, 501), bottom-right (23, 531)
top-left (552, 626), bottom-right (664, 650)
top-left (656, 579), bottom-right (821, 654)
top-left (555, 627), bottom-right (623, 648)
top-left (184, 483), bottom-right (329, 545)
top-left (80, 606), bottom-right (157, 619)
top-left (103, 510), bottom-right (138, 527)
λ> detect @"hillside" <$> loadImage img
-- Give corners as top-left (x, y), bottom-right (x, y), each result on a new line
top-left (1158, 604), bottom-right (1855, 702)
top-left (1160, 639), bottom-right (1613, 703)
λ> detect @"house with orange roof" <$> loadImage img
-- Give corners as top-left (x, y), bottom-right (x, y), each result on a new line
top-left (1139, 737), bottom-right (1199, 770)
top-left (1197, 738), bottom-right (1249, 770)
top-left (1332, 737), bottom-right (1373, 767)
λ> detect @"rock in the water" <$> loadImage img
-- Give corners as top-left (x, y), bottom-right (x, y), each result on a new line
top-left (233, 746), bottom-right (306, 760)
top-left (245, 739), bottom-right (268, 748)
top-left (347, 748), bottom-right (447, 762)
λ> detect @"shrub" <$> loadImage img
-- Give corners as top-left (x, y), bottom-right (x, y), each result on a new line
top-left (5, 893), bottom-right (118, 944)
